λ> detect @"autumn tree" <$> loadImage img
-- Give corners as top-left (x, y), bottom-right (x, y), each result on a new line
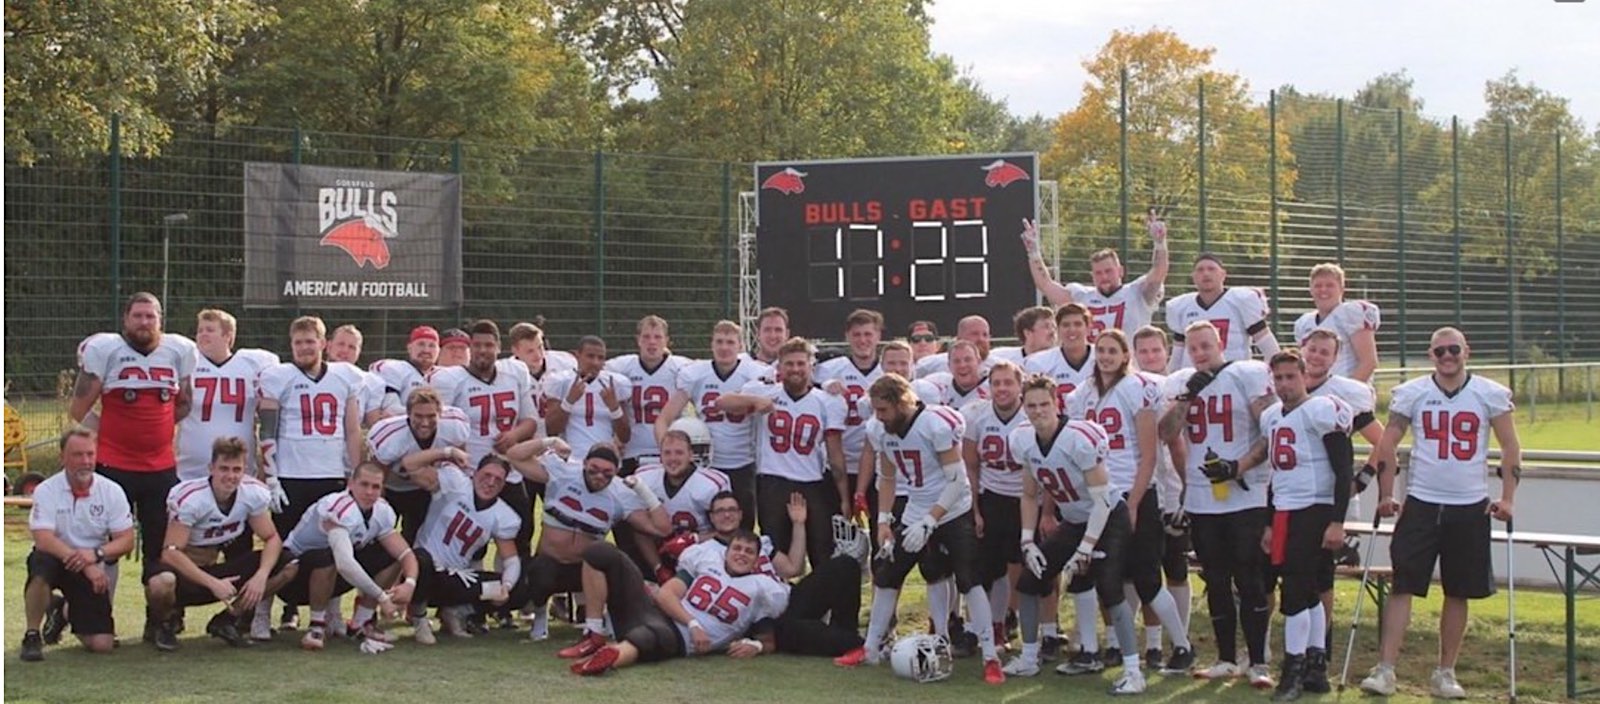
top-left (1042, 29), bottom-right (1294, 256)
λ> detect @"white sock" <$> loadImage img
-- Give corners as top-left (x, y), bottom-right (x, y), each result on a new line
top-left (1074, 591), bottom-right (1099, 653)
top-left (1148, 588), bottom-right (1191, 649)
top-left (255, 600), bottom-right (272, 619)
top-left (926, 580), bottom-right (952, 638)
top-left (1146, 626), bottom-right (1163, 650)
top-left (1169, 583), bottom-right (1191, 639)
top-left (352, 605), bottom-right (375, 628)
top-left (309, 609), bottom-right (327, 627)
top-left (585, 617), bottom-right (605, 635)
top-left (964, 585), bottom-right (997, 660)
top-left (865, 587), bottom-right (900, 650)
top-left (1285, 609), bottom-right (1311, 656)
top-left (1041, 622), bottom-right (1059, 639)
top-left (1306, 603), bottom-right (1327, 653)
top-left (532, 605), bottom-right (548, 628)
top-left (1021, 640), bottom-right (1041, 661)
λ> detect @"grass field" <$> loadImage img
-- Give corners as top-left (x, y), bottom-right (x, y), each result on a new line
top-left (4, 518), bottom-right (1596, 704)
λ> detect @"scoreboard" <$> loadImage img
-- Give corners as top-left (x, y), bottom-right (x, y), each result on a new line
top-left (754, 154), bottom-right (1037, 338)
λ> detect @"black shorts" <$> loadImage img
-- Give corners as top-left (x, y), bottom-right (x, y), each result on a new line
top-left (521, 552), bottom-right (586, 607)
top-left (1017, 502), bottom-right (1131, 607)
top-left (873, 510), bottom-right (981, 592)
top-left (384, 487), bottom-right (431, 544)
top-left (413, 548), bottom-right (504, 608)
top-left (26, 551), bottom-right (116, 636)
top-left (1271, 505), bottom-right (1336, 614)
top-left (1390, 497), bottom-right (1495, 599)
top-left (582, 543), bottom-right (684, 663)
top-left (978, 491), bottom-right (1022, 585)
top-left (169, 550), bottom-right (295, 608)
top-left (1125, 492), bottom-right (1166, 601)
top-left (277, 542), bottom-right (394, 605)
top-left (1162, 518), bottom-right (1192, 584)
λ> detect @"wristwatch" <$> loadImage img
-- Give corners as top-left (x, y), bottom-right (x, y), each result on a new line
top-left (94, 547), bottom-right (106, 564)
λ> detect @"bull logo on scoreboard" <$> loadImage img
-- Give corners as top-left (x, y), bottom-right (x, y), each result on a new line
top-left (980, 159), bottom-right (1031, 189)
top-left (318, 183), bottom-right (400, 270)
top-left (761, 167), bottom-right (809, 195)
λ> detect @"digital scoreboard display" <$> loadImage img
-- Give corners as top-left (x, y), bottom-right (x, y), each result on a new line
top-left (755, 154), bottom-right (1037, 338)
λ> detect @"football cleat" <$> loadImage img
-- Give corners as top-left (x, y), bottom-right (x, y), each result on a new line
top-left (984, 658), bottom-right (1006, 685)
top-left (572, 645), bottom-right (620, 676)
top-left (558, 631), bottom-right (608, 659)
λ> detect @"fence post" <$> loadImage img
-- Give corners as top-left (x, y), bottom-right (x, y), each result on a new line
top-left (1197, 77), bottom-right (1207, 250)
top-left (594, 149), bottom-right (606, 335)
top-left (108, 114), bottom-right (123, 327)
top-left (1396, 109), bottom-right (1408, 371)
top-left (721, 161), bottom-right (733, 319)
top-left (293, 125), bottom-right (302, 164)
top-left (452, 140), bottom-right (463, 325)
top-left (1505, 123), bottom-right (1516, 393)
top-left (1556, 131), bottom-right (1567, 393)
top-left (1451, 117), bottom-right (1462, 326)
top-left (1336, 98), bottom-right (1345, 264)
top-left (1268, 90), bottom-right (1280, 335)
top-left (1119, 65), bottom-right (1129, 260)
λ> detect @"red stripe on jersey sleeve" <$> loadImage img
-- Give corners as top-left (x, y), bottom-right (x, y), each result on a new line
top-left (368, 420), bottom-right (407, 451)
top-left (1068, 422), bottom-right (1106, 447)
top-left (332, 495), bottom-right (356, 519)
top-left (173, 482), bottom-right (209, 509)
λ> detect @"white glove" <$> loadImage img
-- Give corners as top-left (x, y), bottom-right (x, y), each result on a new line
top-left (265, 476), bottom-right (289, 514)
top-left (1021, 542), bottom-right (1048, 579)
top-left (1064, 546), bottom-right (1096, 580)
top-left (1019, 218), bottom-right (1041, 256)
top-left (900, 516), bottom-right (937, 554)
top-left (875, 537), bottom-right (897, 564)
top-left (448, 568), bottom-right (480, 589)
top-left (359, 637), bottom-right (394, 655)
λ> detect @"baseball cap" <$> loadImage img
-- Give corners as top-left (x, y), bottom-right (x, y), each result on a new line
top-left (440, 328), bottom-right (470, 348)
top-left (409, 326), bottom-right (440, 344)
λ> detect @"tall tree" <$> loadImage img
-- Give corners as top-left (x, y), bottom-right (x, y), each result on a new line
top-left (4, 0), bottom-right (268, 163)
top-left (1042, 29), bottom-right (1294, 254)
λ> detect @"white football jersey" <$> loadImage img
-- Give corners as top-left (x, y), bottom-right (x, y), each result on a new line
top-left (1065, 273), bottom-right (1163, 341)
top-left (1294, 300), bottom-right (1381, 380)
top-left (1144, 372), bottom-right (1184, 514)
top-left (29, 473), bottom-right (134, 550)
top-left (920, 372), bottom-right (990, 410)
top-left (283, 490), bottom-right (398, 555)
top-left (1166, 287), bottom-right (1272, 363)
top-left (258, 362), bottom-right (366, 480)
top-left (1009, 419), bottom-right (1115, 524)
top-left (606, 353), bottom-right (694, 460)
top-left (415, 465), bottom-right (521, 570)
top-left (353, 368), bottom-right (390, 423)
top-left (1389, 374), bottom-right (1513, 506)
top-left (681, 535), bottom-right (782, 581)
top-left (78, 332), bottom-right (198, 471)
top-left (865, 403), bottom-right (968, 526)
top-left (915, 351), bottom-right (1005, 378)
top-left (673, 544), bottom-right (790, 654)
top-left (987, 346), bottom-right (1026, 367)
top-left (961, 399), bottom-right (1030, 498)
top-left (675, 358), bottom-right (771, 470)
top-left (431, 360), bottom-right (538, 477)
top-left (1064, 372), bottom-right (1164, 493)
top-left (177, 348), bottom-right (279, 481)
top-left (523, 352), bottom-right (578, 428)
top-left (1163, 361), bottom-right (1273, 514)
top-left (369, 358), bottom-right (432, 410)
top-left (1023, 346), bottom-right (1097, 412)
top-left (1262, 396), bottom-right (1353, 511)
top-left (542, 369), bottom-right (633, 460)
top-left (632, 464), bottom-right (730, 534)
top-left (539, 454), bottom-right (646, 536)
top-left (813, 356), bottom-right (883, 468)
top-left (744, 381), bottom-right (847, 483)
top-left (366, 407), bottom-right (471, 491)
top-left (167, 476), bottom-right (272, 547)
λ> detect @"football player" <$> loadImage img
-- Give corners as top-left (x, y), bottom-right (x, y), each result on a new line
top-left (1021, 212), bottom-right (1170, 340)
top-left (1292, 263), bottom-right (1381, 382)
top-left (366, 387), bottom-right (471, 544)
top-left (544, 336), bottom-right (633, 461)
top-left (1023, 303), bottom-right (1098, 412)
top-left (1165, 255), bottom-right (1280, 369)
top-left (177, 309), bottom-right (277, 483)
top-left (405, 457), bottom-right (521, 643)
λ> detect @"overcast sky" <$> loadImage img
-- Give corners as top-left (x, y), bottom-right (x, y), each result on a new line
top-left (927, 0), bottom-right (1598, 126)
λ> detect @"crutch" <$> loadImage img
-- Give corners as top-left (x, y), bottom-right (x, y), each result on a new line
top-left (1507, 517), bottom-right (1517, 704)
top-left (1337, 512), bottom-right (1384, 695)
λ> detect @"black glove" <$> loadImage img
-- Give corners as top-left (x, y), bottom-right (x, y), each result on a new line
top-left (1161, 510), bottom-right (1190, 538)
top-left (1181, 369), bottom-right (1216, 401)
top-left (1200, 448), bottom-right (1248, 491)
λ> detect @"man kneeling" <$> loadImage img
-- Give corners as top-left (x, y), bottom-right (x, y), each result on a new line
top-left (146, 438), bottom-right (298, 648)
top-left (569, 531), bottom-right (789, 675)
top-left (406, 457), bottom-right (521, 643)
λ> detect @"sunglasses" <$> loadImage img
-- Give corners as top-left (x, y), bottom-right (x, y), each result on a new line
top-left (1431, 344), bottom-right (1463, 358)
top-left (909, 334), bottom-right (938, 343)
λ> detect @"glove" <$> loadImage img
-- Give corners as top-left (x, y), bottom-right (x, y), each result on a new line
top-left (1181, 370), bottom-right (1216, 401)
top-left (658, 531), bottom-right (698, 563)
top-left (448, 568), bottom-right (480, 589)
top-left (1063, 546), bottom-right (1095, 580)
top-left (900, 516), bottom-right (937, 554)
top-left (265, 476), bottom-right (289, 514)
top-left (1162, 509), bottom-right (1190, 538)
top-left (1201, 449), bottom-right (1247, 490)
top-left (1353, 463), bottom-right (1377, 494)
top-left (874, 537), bottom-right (897, 566)
top-left (359, 637), bottom-right (394, 655)
top-left (1021, 542), bottom-right (1047, 579)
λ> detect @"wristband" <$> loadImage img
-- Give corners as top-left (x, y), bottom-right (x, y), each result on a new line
top-left (1076, 544), bottom-right (1094, 556)
top-left (95, 547), bottom-right (107, 563)
top-left (737, 637), bottom-right (764, 653)
top-left (1019, 528), bottom-right (1034, 544)
top-left (609, 406), bottom-right (624, 421)
top-left (561, 398), bottom-right (577, 414)
top-left (402, 577), bottom-right (417, 586)
top-left (877, 511), bottom-right (895, 526)
top-left (688, 620), bottom-right (704, 630)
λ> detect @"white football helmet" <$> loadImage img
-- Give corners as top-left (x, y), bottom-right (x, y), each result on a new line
top-left (668, 416), bottom-right (713, 466)
top-left (889, 634), bottom-right (954, 683)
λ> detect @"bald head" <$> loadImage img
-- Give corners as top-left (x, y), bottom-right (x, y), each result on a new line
top-left (956, 316), bottom-right (992, 358)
